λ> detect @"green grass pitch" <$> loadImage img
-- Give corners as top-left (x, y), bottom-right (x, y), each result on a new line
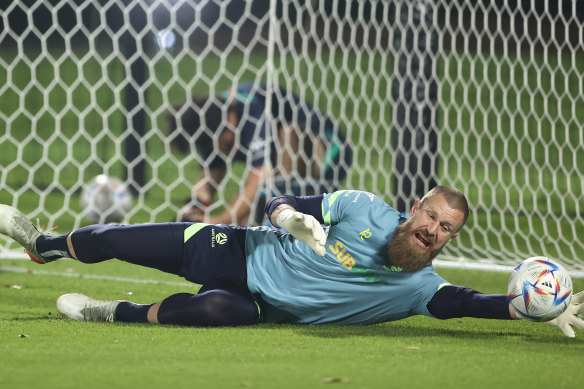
top-left (1, 45), bottom-right (584, 388)
top-left (1, 259), bottom-right (583, 389)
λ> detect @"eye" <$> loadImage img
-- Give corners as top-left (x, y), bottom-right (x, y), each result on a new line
top-left (441, 225), bottom-right (450, 232)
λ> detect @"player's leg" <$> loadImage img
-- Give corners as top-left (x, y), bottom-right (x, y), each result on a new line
top-left (28, 223), bottom-right (186, 276)
top-left (0, 204), bottom-right (180, 269)
top-left (150, 289), bottom-right (260, 326)
top-left (66, 223), bottom-right (185, 275)
top-left (0, 204), bottom-right (187, 273)
top-left (57, 289), bottom-right (260, 326)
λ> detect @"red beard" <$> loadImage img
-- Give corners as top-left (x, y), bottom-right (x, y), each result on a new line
top-left (388, 220), bottom-right (442, 271)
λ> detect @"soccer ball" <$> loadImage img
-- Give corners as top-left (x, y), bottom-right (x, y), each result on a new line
top-left (507, 256), bottom-right (573, 322)
top-left (80, 175), bottom-right (132, 223)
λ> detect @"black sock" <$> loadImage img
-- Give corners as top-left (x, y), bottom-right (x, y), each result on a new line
top-left (115, 302), bottom-right (153, 323)
top-left (35, 233), bottom-right (72, 261)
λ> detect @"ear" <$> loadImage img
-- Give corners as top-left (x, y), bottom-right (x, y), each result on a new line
top-left (409, 199), bottom-right (421, 217)
top-left (448, 232), bottom-right (460, 243)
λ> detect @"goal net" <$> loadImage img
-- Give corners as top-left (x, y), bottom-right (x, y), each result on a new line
top-left (1, 1), bottom-right (583, 274)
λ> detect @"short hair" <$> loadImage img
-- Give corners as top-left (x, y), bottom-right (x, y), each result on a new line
top-left (420, 185), bottom-right (469, 231)
top-left (165, 95), bottom-right (226, 154)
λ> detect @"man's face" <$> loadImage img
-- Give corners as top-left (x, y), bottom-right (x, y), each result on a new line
top-left (388, 194), bottom-right (465, 270)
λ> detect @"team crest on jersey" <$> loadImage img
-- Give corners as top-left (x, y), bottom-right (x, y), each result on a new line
top-left (211, 229), bottom-right (228, 247)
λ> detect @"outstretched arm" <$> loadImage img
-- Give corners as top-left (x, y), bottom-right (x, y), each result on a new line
top-left (427, 285), bottom-right (515, 320)
top-left (428, 285), bottom-right (584, 337)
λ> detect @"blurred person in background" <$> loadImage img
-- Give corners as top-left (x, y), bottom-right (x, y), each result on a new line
top-left (166, 82), bottom-right (352, 225)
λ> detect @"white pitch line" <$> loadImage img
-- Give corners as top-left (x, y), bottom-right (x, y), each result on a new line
top-left (0, 265), bottom-right (197, 287)
top-left (434, 259), bottom-right (584, 279)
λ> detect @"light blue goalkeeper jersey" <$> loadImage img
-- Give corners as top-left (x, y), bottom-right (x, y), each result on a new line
top-left (245, 190), bottom-right (449, 324)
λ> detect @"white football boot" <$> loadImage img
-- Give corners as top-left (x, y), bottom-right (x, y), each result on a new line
top-left (57, 293), bottom-right (120, 322)
top-left (0, 204), bottom-right (49, 264)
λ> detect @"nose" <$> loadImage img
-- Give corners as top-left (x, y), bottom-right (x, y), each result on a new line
top-left (426, 221), bottom-right (439, 236)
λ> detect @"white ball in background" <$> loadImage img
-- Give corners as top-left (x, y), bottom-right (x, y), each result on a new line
top-left (80, 175), bottom-right (132, 223)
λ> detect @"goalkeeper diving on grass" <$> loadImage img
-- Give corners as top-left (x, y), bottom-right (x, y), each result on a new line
top-left (0, 186), bottom-right (582, 336)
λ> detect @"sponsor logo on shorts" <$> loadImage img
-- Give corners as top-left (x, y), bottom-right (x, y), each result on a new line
top-left (215, 232), bottom-right (228, 245)
top-left (210, 228), bottom-right (228, 247)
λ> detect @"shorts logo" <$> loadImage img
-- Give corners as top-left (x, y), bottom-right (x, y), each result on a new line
top-left (215, 232), bottom-right (228, 245)
top-left (210, 229), bottom-right (228, 247)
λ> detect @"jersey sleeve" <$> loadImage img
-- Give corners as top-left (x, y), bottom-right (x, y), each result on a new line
top-left (426, 285), bottom-right (512, 320)
top-left (408, 269), bottom-right (451, 317)
top-left (321, 190), bottom-right (379, 226)
top-left (264, 195), bottom-right (324, 223)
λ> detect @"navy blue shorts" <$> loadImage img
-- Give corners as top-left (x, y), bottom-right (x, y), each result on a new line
top-left (180, 223), bottom-right (248, 291)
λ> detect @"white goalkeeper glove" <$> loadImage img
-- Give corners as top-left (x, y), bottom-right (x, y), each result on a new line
top-left (545, 291), bottom-right (584, 338)
top-left (276, 209), bottom-right (326, 256)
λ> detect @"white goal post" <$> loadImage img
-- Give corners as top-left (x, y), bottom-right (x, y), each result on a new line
top-left (1, 1), bottom-right (583, 274)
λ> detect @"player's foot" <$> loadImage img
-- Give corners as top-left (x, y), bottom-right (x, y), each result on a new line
top-left (0, 204), bottom-right (51, 264)
top-left (56, 293), bottom-right (120, 322)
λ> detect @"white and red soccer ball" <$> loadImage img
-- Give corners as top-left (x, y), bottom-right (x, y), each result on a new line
top-left (508, 256), bottom-right (573, 322)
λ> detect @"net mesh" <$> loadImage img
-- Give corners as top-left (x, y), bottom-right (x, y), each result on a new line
top-left (1, 0), bottom-right (583, 272)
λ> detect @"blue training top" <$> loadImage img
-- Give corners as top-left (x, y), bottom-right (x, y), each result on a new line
top-left (245, 190), bottom-right (449, 324)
